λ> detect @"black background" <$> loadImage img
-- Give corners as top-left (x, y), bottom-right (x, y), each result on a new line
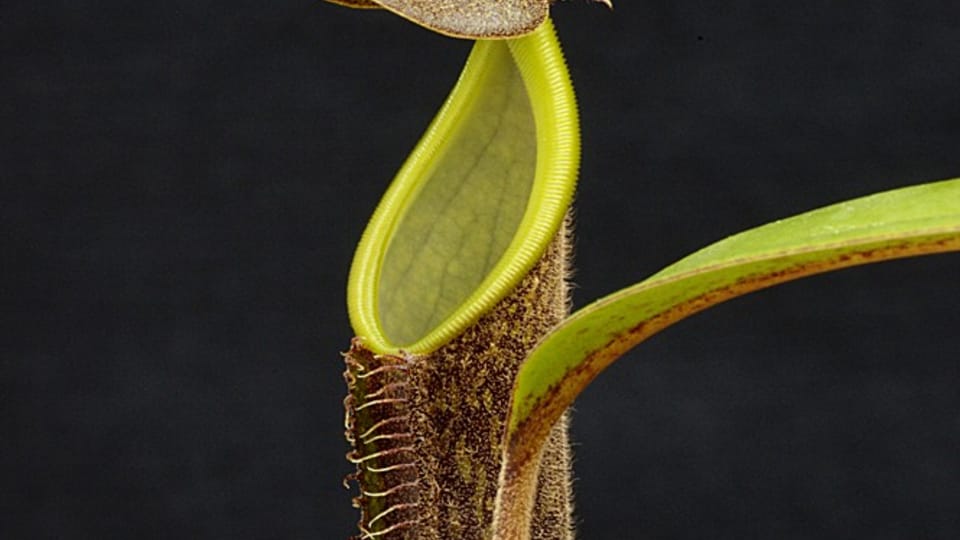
top-left (3, 1), bottom-right (960, 538)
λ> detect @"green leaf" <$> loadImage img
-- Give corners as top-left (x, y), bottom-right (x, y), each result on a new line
top-left (493, 178), bottom-right (960, 540)
top-left (347, 18), bottom-right (579, 355)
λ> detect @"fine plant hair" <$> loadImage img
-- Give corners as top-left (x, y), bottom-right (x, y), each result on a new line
top-left (344, 222), bottom-right (574, 539)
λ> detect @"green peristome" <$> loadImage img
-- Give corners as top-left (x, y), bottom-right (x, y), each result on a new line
top-left (347, 19), bottom-right (579, 355)
top-left (508, 178), bottom-right (960, 437)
